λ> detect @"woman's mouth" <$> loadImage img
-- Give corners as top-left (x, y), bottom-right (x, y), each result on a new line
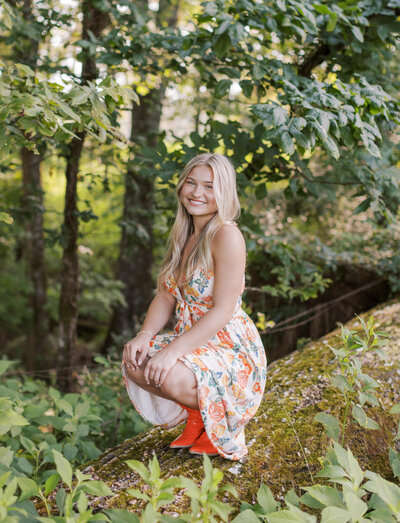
top-left (189, 199), bottom-right (206, 206)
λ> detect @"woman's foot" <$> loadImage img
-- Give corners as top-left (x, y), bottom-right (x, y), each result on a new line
top-left (189, 430), bottom-right (219, 456)
top-left (170, 408), bottom-right (204, 448)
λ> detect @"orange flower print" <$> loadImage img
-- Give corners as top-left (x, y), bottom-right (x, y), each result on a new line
top-left (209, 401), bottom-right (225, 421)
top-left (192, 357), bottom-right (208, 371)
top-left (231, 383), bottom-right (246, 400)
top-left (193, 346), bottom-right (208, 356)
top-left (211, 422), bottom-right (226, 438)
top-left (218, 330), bottom-right (234, 348)
top-left (253, 382), bottom-right (262, 393)
top-left (238, 353), bottom-right (252, 375)
top-left (237, 370), bottom-right (248, 389)
top-left (199, 386), bottom-right (210, 410)
top-left (245, 326), bottom-right (257, 342)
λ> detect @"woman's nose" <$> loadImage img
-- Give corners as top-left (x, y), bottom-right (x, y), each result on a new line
top-left (192, 185), bottom-right (203, 198)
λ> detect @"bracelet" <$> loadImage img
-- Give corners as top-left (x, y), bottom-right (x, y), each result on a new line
top-left (136, 330), bottom-right (153, 338)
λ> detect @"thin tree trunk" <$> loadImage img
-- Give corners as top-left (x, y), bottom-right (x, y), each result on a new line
top-left (57, 0), bottom-right (108, 391)
top-left (57, 134), bottom-right (84, 387)
top-left (104, 0), bottom-right (180, 348)
top-left (10, 0), bottom-right (49, 369)
top-left (21, 148), bottom-right (48, 369)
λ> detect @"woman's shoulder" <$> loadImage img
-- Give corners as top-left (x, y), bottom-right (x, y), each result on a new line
top-left (212, 223), bottom-right (245, 254)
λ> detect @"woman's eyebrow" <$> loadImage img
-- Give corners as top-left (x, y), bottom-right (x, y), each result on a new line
top-left (187, 177), bottom-right (213, 184)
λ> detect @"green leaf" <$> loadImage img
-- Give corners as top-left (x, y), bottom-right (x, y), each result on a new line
top-left (302, 486), bottom-right (344, 508)
top-left (45, 473), bottom-right (61, 496)
top-left (257, 483), bottom-right (278, 513)
top-left (125, 460), bottom-right (150, 482)
top-left (52, 450), bottom-right (73, 489)
top-left (232, 509), bottom-right (261, 522)
top-left (285, 489), bottom-right (301, 507)
top-left (354, 198), bottom-right (371, 214)
top-left (215, 79), bottom-right (232, 98)
top-left (0, 471), bottom-right (11, 488)
top-left (279, 131), bottom-right (295, 155)
top-left (104, 509), bottom-right (140, 522)
top-left (313, 4), bottom-right (330, 15)
top-left (0, 447), bottom-right (14, 468)
top-left (351, 26), bottom-right (364, 43)
top-left (239, 80), bottom-right (253, 98)
top-left (80, 480), bottom-right (113, 497)
top-left (268, 509), bottom-right (316, 522)
top-left (390, 404), bottom-right (400, 414)
top-left (15, 63), bottom-right (35, 77)
top-left (320, 506), bottom-right (351, 523)
top-left (19, 435), bottom-right (36, 454)
top-left (343, 490), bottom-right (367, 520)
top-left (364, 471), bottom-right (400, 513)
top-left (389, 448), bottom-right (400, 478)
top-left (55, 487), bottom-right (66, 513)
top-left (314, 413), bottom-right (340, 441)
top-left (345, 448), bottom-right (364, 487)
top-left (352, 405), bottom-right (380, 430)
top-left (215, 32), bottom-right (231, 57)
top-left (331, 375), bottom-right (353, 393)
top-left (17, 477), bottom-right (39, 500)
top-left (0, 360), bottom-right (14, 376)
top-left (272, 106), bottom-right (288, 126)
top-left (326, 12), bottom-right (337, 32)
top-left (127, 488), bottom-right (150, 502)
top-left (77, 491), bottom-right (88, 513)
top-left (322, 136), bottom-right (339, 160)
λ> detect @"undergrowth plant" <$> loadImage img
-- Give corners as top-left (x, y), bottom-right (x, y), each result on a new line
top-left (316, 315), bottom-right (389, 445)
top-left (0, 314), bottom-right (399, 521)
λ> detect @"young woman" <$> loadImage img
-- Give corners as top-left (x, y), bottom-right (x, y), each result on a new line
top-left (122, 153), bottom-right (267, 461)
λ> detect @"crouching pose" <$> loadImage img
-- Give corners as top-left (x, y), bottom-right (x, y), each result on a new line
top-left (122, 153), bottom-right (267, 460)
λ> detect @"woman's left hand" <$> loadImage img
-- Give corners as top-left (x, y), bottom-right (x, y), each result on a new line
top-left (143, 347), bottom-right (178, 387)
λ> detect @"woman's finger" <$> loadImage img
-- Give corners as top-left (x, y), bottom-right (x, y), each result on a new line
top-left (158, 369), bottom-right (168, 387)
top-left (137, 345), bottom-right (150, 367)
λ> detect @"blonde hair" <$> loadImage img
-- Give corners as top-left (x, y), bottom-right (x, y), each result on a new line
top-left (157, 153), bottom-right (240, 291)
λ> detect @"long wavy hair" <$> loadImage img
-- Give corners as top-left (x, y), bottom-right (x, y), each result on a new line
top-left (157, 153), bottom-right (241, 291)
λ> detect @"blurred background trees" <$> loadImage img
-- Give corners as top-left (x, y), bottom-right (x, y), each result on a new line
top-left (0, 0), bottom-right (399, 390)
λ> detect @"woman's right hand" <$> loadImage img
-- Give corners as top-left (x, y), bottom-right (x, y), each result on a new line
top-left (123, 333), bottom-right (152, 370)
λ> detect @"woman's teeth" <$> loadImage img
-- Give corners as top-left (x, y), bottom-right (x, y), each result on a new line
top-left (189, 199), bottom-right (205, 205)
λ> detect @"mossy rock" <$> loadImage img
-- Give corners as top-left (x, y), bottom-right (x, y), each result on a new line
top-left (82, 299), bottom-right (400, 515)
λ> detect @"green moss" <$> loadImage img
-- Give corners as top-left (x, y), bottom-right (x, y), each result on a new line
top-left (81, 298), bottom-right (400, 514)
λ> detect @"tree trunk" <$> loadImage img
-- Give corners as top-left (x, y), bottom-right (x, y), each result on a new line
top-left (105, 90), bottom-right (163, 341)
top-left (21, 147), bottom-right (49, 370)
top-left (57, 0), bottom-right (109, 391)
top-left (104, 0), bottom-right (180, 348)
top-left (57, 134), bottom-right (84, 388)
top-left (11, 0), bottom-right (49, 370)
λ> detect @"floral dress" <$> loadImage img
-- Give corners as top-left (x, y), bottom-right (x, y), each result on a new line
top-left (122, 266), bottom-right (267, 461)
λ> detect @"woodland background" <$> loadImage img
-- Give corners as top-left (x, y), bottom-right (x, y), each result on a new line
top-left (1, 0), bottom-right (400, 501)
top-left (1, 0), bottom-right (400, 384)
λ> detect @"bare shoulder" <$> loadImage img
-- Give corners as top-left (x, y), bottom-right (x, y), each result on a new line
top-left (212, 224), bottom-right (246, 258)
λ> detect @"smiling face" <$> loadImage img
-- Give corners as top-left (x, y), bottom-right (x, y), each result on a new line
top-left (179, 165), bottom-right (218, 222)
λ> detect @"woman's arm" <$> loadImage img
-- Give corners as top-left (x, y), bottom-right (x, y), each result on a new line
top-left (143, 225), bottom-right (246, 385)
top-left (123, 288), bottom-right (176, 369)
top-left (140, 288), bottom-right (177, 337)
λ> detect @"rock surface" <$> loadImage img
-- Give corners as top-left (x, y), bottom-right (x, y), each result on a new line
top-left (82, 299), bottom-right (400, 514)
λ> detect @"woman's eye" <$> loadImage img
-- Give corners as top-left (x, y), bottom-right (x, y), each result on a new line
top-left (206, 185), bottom-right (213, 190)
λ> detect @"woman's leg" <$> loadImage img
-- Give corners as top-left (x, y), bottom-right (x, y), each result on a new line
top-left (125, 357), bottom-right (198, 410)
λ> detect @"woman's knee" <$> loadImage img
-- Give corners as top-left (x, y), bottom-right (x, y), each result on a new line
top-left (162, 362), bottom-right (197, 397)
top-left (124, 364), bottom-right (145, 385)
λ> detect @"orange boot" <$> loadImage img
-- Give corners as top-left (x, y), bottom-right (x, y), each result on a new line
top-left (189, 430), bottom-right (219, 456)
top-left (170, 407), bottom-right (205, 448)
